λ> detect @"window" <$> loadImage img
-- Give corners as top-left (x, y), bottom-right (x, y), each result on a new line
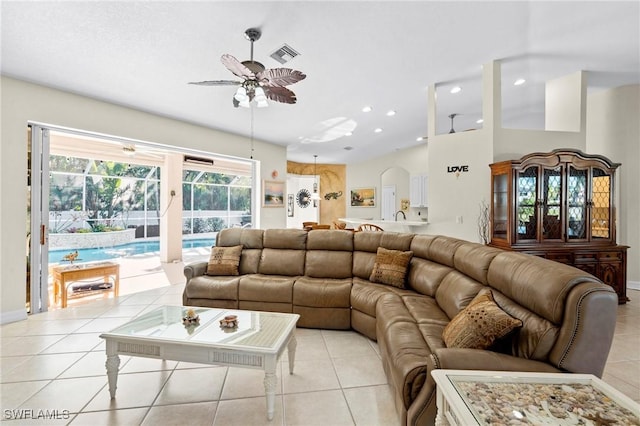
top-left (182, 170), bottom-right (252, 235)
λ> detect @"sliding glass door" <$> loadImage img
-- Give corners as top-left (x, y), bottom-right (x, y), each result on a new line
top-left (27, 124), bottom-right (51, 313)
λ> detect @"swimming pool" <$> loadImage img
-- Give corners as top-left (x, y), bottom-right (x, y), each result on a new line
top-left (49, 238), bottom-right (215, 263)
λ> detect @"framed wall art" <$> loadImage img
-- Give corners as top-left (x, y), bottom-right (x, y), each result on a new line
top-left (350, 187), bottom-right (376, 207)
top-left (263, 180), bottom-right (285, 207)
top-left (287, 194), bottom-right (295, 217)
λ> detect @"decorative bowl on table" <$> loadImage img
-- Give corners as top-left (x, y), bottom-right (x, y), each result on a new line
top-left (219, 314), bottom-right (238, 329)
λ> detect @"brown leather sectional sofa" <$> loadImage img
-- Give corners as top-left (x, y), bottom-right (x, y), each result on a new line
top-left (183, 228), bottom-right (618, 426)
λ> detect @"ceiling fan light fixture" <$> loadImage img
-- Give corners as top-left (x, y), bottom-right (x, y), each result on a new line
top-left (254, 86), bottom-right (269, 108)
top-left (234, 86), bottom-right (248, 102)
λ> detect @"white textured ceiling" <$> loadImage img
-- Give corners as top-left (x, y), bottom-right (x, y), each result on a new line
top-left (2, 1), bottom-right (638, 164)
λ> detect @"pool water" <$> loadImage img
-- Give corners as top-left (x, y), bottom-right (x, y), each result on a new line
top-left (49, 238), bottom-right (215, 263)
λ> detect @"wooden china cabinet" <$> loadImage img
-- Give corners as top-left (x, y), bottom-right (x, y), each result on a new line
top-left (489, 149), bottom-right (628, 304)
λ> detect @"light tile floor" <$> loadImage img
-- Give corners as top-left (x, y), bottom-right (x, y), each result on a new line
top-left (1, 286), bottom-right (638, 425)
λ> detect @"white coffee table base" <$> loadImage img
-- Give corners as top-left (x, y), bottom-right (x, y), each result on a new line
top-left (101, 308), bottom-right (299, 422)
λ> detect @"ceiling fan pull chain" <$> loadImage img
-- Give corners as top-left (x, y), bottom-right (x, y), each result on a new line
top-left (250, 106), bottom-right (255, 159)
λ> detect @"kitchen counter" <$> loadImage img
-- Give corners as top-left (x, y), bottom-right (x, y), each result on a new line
top-left (339, 218), bottom-right (429, 233)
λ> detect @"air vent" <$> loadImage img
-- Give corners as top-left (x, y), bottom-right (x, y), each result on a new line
top-left (184, 155), bottom-right (214, 166)
top-left (270, 44), bottom-right (300, 64)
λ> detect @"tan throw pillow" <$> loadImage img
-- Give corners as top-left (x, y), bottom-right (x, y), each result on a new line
top-left (369, 247), bottom-right (413, 288)
top-left (206, 245), bottom-right (242, 276)
top-left (443, 289), bottom-right (523, 349)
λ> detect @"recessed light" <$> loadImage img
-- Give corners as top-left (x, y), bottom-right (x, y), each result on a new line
top-left (514, 78), bottom-right (526, 86)
top-left (450, 86), bottom-right (462, 94)
top-left (476, 119), bottom-right (484, 124)
top-left (362, 106), bottom-right (373, 112)
top-left (344, 132), bottom-right (353, 136)
top-left (344, 146), bottom-right (354, 151)
top-left (386, 110), bottom-right (396, 116)
top-left (374, 128), bottom-right (383, 133)
top-left (416, 136), bottom-right (425, 142)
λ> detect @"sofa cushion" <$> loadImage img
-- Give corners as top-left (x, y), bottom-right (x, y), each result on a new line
top-left (306, 229), bottom-right (353, 251)
top-left (351, 278), bottom-right (396, 317)
top-left (184, 275), bottom-right (239, 300)
top-left (305, 250), bottom-right (353, 279)
top-left (435, 271), bottom-right (485, 320)
top-left (206, 245), bottom-right (242, 276)
top-left (407, 258), bottom-right (452, 297)
top-left (426, 236), bottom-right (467, 267)
top-left (352, 251), bottom-right (377, 280)
top-left (491, 289), bottom-right (559, 361)
top-left (293, 277), bottom-right (352, 307)
top-left (442, 289), bottom-right (523, 350)
top-left (370, 247), bottom-right (413, 288)
top-left (263, 228), bottom-right (307, 249)
top-left (239, 249), bottom-right (261, 275)
top-left (259, 248), bottom-right (305, 276)
top-left (453, 243), bottom-right (502, 285)
top-left (217, 228), bottom-right (264, 248)
top-left (239, 275), bottom-right (295, 303)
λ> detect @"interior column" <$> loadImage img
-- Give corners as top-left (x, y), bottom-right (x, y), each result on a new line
top-left (160, 152), bottom-right (183, 263)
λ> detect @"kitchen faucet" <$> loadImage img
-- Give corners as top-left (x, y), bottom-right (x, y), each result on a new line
top-left (395, 210), bottom-right (406, 221)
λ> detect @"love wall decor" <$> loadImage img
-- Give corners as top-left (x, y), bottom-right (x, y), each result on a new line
top-left (447, 165), bottom-right (469, 178)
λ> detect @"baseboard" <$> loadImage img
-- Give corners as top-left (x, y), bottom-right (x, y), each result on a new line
top-left (628, 281), bottom-right (640, 291)
top-left (0, 309), bottom-right (28, 325)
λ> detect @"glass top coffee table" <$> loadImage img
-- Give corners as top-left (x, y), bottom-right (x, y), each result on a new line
top-left (100, 306), bottom-right (299, 421)
top-left (431, 369), bottom-right (640, 425)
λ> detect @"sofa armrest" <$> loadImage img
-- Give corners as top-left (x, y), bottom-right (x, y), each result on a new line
top-left (428, 348), bottom-right (561, 373)
top-left (184, 261), bottom-right (208, 281)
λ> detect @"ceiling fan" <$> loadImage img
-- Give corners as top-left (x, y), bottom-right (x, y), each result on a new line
top-left (189, 28), bottom-right (306, 108)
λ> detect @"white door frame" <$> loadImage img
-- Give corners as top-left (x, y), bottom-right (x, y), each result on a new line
top-left (29, 124), bottom-right (51, 313)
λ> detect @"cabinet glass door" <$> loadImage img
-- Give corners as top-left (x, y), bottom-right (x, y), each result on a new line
top-left (516, 166), bottom-right (538, 242)
top-left (491, 173), bottom-right (508, 240)
top-left (591, 168), bottom-right (611, 240)
top-left (541, 167), bottom-right (562, 241)
top-left (568, 166), bottom-right (588, 240)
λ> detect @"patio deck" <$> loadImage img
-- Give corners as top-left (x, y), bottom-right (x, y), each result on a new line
top-left (46, 246), bottom-right (211, 310)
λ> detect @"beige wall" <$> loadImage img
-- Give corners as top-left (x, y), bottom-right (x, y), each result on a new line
top-left (587, 84), bottom-right (640, 285)
top-left (1, 76), bottom-right (287, 323)
top-left (346, 144), bottom-right (428, 221)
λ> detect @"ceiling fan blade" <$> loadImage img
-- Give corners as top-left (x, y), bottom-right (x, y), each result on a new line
top-left (257, 68), bottom-right (306, 87)
top-left (221, 54), bottom-right (254, 79)
top-left (263, 86), bottom-right (297, 104)
top-left (188, 80), bottom-right (241, 86)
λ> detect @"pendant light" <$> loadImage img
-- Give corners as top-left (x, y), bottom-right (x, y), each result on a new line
top-left (448, 113), bottom-right (458, 134)
top-left (310, 155), bottom-right (321, 203)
